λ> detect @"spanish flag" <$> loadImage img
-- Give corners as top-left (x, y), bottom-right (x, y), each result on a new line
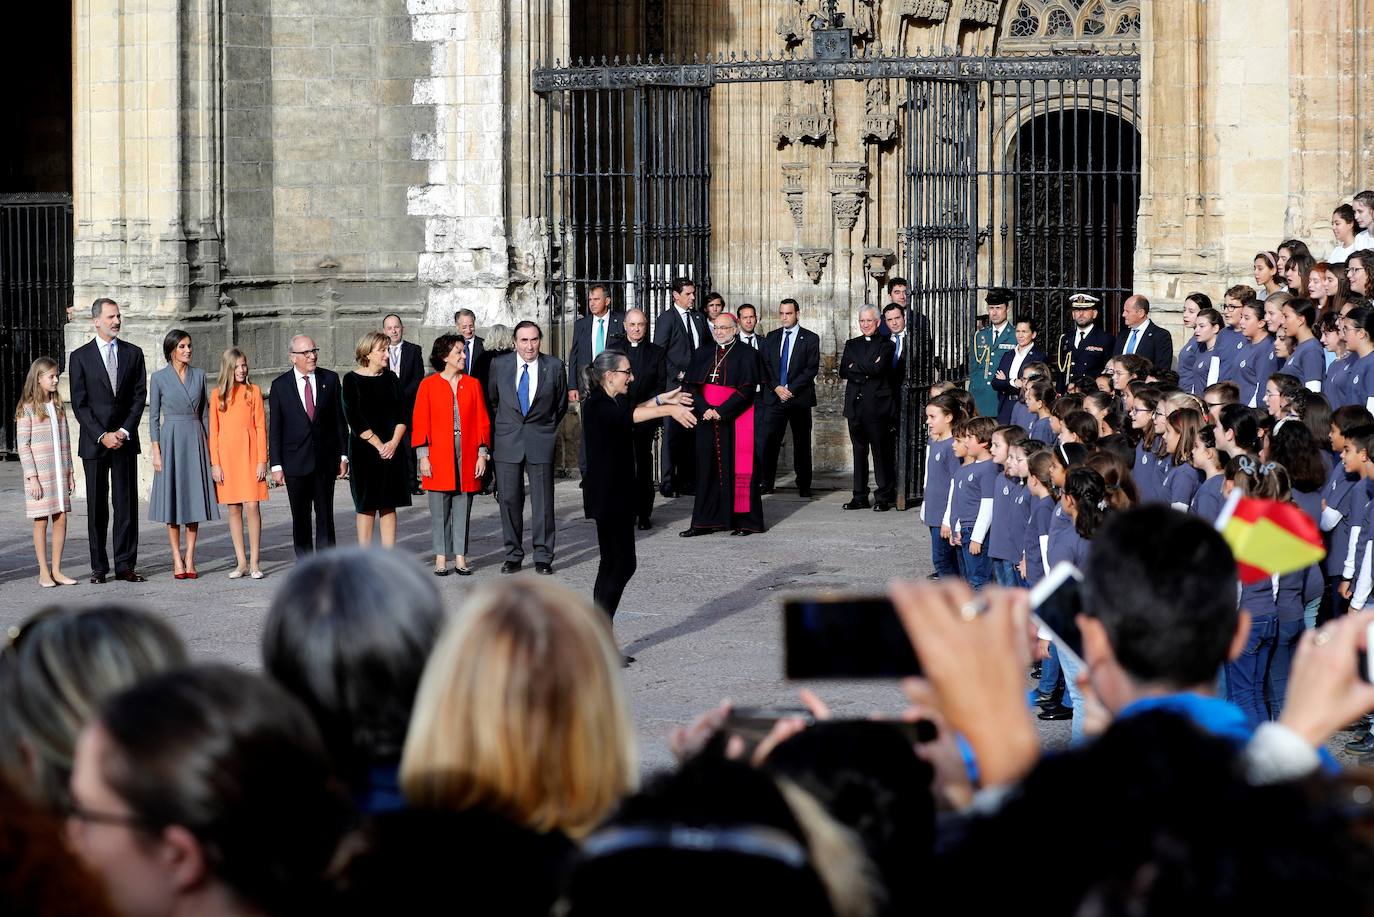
top-left (1213, 491), bottom-right (1326, 585)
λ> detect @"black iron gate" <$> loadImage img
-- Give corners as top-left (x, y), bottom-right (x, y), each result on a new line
top-left (0, 193), bottom-right (73, 454)
top-left (540, 80), bottom-right (711, 355)
top-left (533, 47), bottom-right (1140, 503)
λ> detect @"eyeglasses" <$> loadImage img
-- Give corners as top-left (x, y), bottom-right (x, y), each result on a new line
top-left (1153, 410), bottom-right (1169, 419)
top-left (1204, 401), bottom-right (1226, 409)
top-left (606, 368), bottom-right (632, 376)
top-left (291, 348), bottom-right (320, 356)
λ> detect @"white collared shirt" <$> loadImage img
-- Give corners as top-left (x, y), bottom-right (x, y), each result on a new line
top-left (740, 332), bottom-right (759, 350)
top-left (991, 322), bottom-right (1008, 338)
top-left (1126, 318), bottom-right (1153, 352)
top-left (516, 355), bottom-right (540, 402)
top-left (1009, 344), bottom-right (1034, 380)
top-left (388, 343), bottom-right (402, 373)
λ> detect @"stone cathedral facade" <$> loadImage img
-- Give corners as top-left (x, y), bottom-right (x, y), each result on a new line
top-left (12, 0), bottom-right (1371, 480)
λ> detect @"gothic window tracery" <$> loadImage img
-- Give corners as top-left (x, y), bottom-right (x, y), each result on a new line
top-left (1001, 0), bottom-right (1140, 45)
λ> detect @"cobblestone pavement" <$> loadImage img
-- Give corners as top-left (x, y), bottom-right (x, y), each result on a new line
top-left (0, 461), bottom-right (1360, 772)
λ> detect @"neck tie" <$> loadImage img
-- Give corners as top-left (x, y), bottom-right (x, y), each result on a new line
top-left (894, 333), bottom-right (902, 363)
top-left (780, 329), bottom-right (792, 387)
top-left (1076, 330), bottom-right (1084, 348)
top-left (303, 375), bottom-right (315, 421)
top-left (594, 317), bottom-right (605, 357)
top-left (390, 345), bottom-right (399, 372)
top-left (465, 340), bottom-right (472, 371)
top-left (1126, 327), bottom-right (1140, 354)
top-left (105, 341), bottom-right (118, 391)
top-left (518, 363), bottom-right (531, 416)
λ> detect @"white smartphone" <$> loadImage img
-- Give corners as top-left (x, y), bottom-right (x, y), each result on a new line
top-left (1029, 561), bottom-right (1086, 669)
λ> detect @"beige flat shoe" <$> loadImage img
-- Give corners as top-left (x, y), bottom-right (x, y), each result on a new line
top-left (228, 568), bottom-right (245, 579)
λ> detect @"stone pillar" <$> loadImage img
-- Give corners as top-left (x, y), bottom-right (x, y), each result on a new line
top-left (69, 0), bottom-right (223, 497)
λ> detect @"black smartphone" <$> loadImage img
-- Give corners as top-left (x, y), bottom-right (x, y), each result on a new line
top-left (783, 597), bottom-right (922, 679)
top-left (725, 708), bottom-right (937, 748)
top-left (1029, 562), bottom-right (1085, 666)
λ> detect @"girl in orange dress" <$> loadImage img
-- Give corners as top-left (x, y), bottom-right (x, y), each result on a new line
top-left (209, 348), bottom-right (269, 578)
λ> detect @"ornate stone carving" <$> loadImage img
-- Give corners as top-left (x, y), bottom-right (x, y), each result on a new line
top-left (832, 192), bottom-right (863, 232)
top-left (776, 0), bottom-right (808, 45)
top-left (781, 162), bottom-right (808, 229)
top-left (773, 82), bottom-right (833, 147)
top-left (961, 0), bottom-right (1001, 25)
top-left (778, 246), bottom-right (798, 275)
top-left (797, 247), bottom-right (831, 284)
top-left (864, 247), bottom-right (894, 280)
top-left (828, 161), bottom-right (868, 194)
top-left (899, 0), bottom-right (951, 22)
top-left (862, 79), bottom-right (898, 144)
top-left (852, 0), bottom-right (877, 41)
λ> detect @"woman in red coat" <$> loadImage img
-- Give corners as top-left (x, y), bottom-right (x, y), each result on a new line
top-left (413, 334), bottom-right (491, 575)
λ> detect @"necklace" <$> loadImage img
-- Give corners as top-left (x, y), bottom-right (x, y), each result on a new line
top-left (708, 342), bottom-right (733, 383)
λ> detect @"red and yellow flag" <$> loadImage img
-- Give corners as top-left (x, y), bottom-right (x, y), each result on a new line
top-left (1214, 492), bottom-right (1325, 585)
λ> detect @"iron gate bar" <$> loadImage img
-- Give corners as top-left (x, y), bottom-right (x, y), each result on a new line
top-left (532, 49), bottom-right (1139, 92)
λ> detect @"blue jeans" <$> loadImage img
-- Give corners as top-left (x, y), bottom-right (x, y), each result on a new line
top-left (1037, 642), bottom-right (1064, 698)
top-left (1225, 613), bottom-right (1278, 726)
top-left (1265, 618), bottom-right (1307, 720)
top-left (992, 558), bottom-right (1027, 588)
top-left (929, 526), bottom-right (960, 578)
top-left (1056, 642), bottom-right (1086, 742)
top-left (959, 526), bottom-right (992, 588)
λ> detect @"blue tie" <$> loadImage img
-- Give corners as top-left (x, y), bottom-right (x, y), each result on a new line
top-left (1126, 327), bottom-right (1140, 354)
top-left (466, 340), bottom-right (472, 371)
top-left (518, 363), bottom-right (530, 416)
top-left (780, 330), bottom-right (792, 387)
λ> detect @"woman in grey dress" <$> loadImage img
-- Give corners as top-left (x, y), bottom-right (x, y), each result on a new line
top-left (149, 329), bottom-right (220, 578)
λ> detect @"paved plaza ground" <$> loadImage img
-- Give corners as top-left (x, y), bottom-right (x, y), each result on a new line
top-left (0, 460), bottom-right (1360, 772)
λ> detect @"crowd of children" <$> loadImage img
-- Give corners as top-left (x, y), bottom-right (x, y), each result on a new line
top-left (919, 268), bottom-right (1374, 758)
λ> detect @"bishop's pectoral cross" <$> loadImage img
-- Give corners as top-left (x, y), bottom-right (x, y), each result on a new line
top-left (708, 347), bottom-right (728, 384)
top-left (708, 367), bottom-right (722, 383)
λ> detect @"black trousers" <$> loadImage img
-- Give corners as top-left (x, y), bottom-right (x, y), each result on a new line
top-left (593, 517), bottom-right (638, 620)
top-left (285, 468), bottom-right (338, 558)
top-left (632, 429), bottom-right (656, 522)
top-left (84, 451), bottom-right (139, 574)
top-left (761, 401), bottom-right (813, 491)
top-left (663, 416), bottom-right (696, 494)
top-left (847, 412), bottom-right (897, 502)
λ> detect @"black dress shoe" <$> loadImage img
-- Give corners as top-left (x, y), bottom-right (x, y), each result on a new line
top-left (1344, 732), bottom-right (1374, 753)
top-left (679, 528), bottom-right (712, 537)
top-left (730, 529), bottom-right (751, 536)
top-left (798, 488), bottom-right (813, 498)
top-left (1033, 692), bottom-right (1062, 709)
top-left (873, 502), bottom-right (893, 512)
top-left (500, 561), bottom-right (522, 574)
top-left (637, 519), bottom-right (652, 530)
top-left (622, 654), bottom-right (636, 668)
top-left (842, 500), bottom-right (871, 510)
top-left (115, 570), bottom-right (147, 583)
top-left (90, 572), bottom-right (108, 584)
top-left (659, 483), bottom-right (676, 498)
top-left (535, 562), bottom-right (553, 575)
top-left (759, 486), bottom-right (775, 495)
top-left (1037, 704), bottom-right (1073, 721)
top-left (434, 567), bottom-right (453, 577)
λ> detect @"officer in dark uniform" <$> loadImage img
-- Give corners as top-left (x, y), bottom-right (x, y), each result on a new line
top-left (1056, 292), bottom-right (1114, 390)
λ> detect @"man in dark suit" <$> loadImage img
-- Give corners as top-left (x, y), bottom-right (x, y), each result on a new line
top-left (1056, 292), bottom-right (1115, 389)
top-left (455, 307), bottom-right (484, 372)
top-left (991, 315), bottom-right (1048, 424)
top-left (612, 307), bottom-right (668, 529)
top-left (884, 278), bottom-right (935, 380)
top-left (1111, 294), bottom-right (1174, 371)
top-left (268, 334), bottom-right (349, 558)
top-left (840, 307), bottom-right (898, 512)
top-left (383, 314), bottom-right (426, 495)
top-left (652, 276), bottom-right (710, 497)
top-left (488, 320), bottom-right (568, 575)
top-left (567, 283), bottom-right (626, 477)
top-left (760, 297), bottom-right (820, 498)
top-left (68, 297), bottom-right (147, 583)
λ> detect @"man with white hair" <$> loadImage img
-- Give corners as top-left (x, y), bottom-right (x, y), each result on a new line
top-left (614, 308), bottom-right (668, 529)
top-left (839, 306), bottom-right (898, 511)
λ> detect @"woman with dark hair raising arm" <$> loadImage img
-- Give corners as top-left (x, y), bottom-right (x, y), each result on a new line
top-left (581, 349), bottom-right (696, 654)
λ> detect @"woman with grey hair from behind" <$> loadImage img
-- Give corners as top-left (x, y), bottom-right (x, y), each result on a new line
top-left (0, 604), bottom-right (186, 812)
top-left (262, 547), bottom-right (447, 814)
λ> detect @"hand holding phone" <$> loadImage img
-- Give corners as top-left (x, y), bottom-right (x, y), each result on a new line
top-left (1028, 562), bottom-right (1085, 669)
top-left (1277, 612), bottom-right (1374, 748)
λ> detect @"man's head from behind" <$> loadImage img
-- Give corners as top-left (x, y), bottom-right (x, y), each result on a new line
top-left (1080, 506), bottom-right (1245, 711)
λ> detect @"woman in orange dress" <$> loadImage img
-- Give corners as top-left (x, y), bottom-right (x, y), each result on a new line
top-left (209, 347), bottom-right (269, 578)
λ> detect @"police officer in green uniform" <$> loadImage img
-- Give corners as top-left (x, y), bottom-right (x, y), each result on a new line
top-left (969, 288), bottom-right (1016, 418)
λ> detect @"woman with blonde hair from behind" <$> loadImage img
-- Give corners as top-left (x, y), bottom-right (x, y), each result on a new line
top-left (15, 357), bottom-right (76, 587)
top-left (209, 347), bottom-right (269, 578)
top-left (400, 577), bottom-right (635, 840)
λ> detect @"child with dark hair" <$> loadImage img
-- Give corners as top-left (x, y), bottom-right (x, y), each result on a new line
top-left (1085, 451), bottom-right (1138, 510)
top-left (1023, 377), bottom-right (1057, 444)
top-left (1324, 407), bottom-right (1374, 627)
top-left (922, 394), bottom-right (966, 581)
top-left (1049, 393), bottom-right (1085, 445)
top-left (1059, 409), bottom-right (1099, 448)
top-left (1160, 408), bottom-right (1206, 510)
top-left (1188, 420), bottom-right (1227, 523)
top-left (1321, 310), bottom-right (1356, 407)
top-left (1127, 386), bottom-right (1166, 503)
top-left (1025, 449), bottom-right (1064, 710)
top-left (949, 416), bottom-right (998, 588)
top-left (988, 425), bottom-right (1030, 588)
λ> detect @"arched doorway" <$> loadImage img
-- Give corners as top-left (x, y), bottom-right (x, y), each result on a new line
top-left (1010, 108), bottom-right (1141, 350)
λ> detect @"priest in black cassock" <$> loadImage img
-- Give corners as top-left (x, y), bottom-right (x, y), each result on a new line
top-left (678, 312), bottom-right (767, 537)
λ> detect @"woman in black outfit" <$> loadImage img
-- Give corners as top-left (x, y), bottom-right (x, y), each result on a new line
top-left (343, 331), bottom-right (411, 547)
top-left (581, 349), bottom-right (695, 657)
